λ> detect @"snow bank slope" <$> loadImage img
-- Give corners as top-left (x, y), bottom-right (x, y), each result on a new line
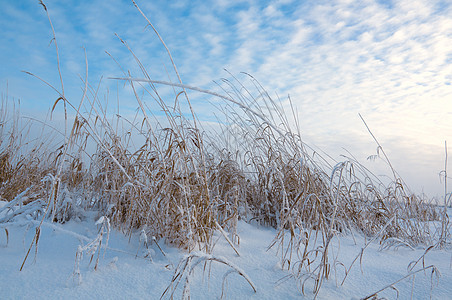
top-left (0, 216), bottom-right (451, 299)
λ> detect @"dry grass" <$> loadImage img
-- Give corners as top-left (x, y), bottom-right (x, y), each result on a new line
top-left (1, 1), bottom-right (449, 298)
top-left (2, 72), bottom-right (445, 295)
top-left (0, 98), bottom-right (56, 204)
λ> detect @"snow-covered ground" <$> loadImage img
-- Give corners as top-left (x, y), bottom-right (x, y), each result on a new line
top-left (0, 201), bottom-right (451, 299)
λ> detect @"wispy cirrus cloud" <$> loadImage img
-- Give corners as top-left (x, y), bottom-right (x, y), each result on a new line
top-left (1, 0), bottom-right (451, 196)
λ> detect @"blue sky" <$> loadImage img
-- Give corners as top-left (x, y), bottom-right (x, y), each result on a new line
top-left (1, 0), bottom-right (452, 197)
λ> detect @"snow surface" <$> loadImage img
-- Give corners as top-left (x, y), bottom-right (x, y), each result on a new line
top-left (0, 203), bottom-right (451, 299)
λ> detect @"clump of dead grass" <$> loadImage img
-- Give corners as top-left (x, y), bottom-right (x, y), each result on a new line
top-left (0, 1), bottom-right (448, 298)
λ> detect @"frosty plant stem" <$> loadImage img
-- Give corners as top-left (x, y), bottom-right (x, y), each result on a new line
top-left (341, 215), bottom-right (396, 286)
top-left (359, 113), bottom-right (399, 183)
top-left (439, 140), bottom-right (450, 248)
top-left (162, 253), bottom-right (256, 299)
top-left (131, 0), bottom-right (189, 111)
top-left (73, 216), bottom-right (110, 285)
top-left (361, 265), bottom-right (440, 300)
top-left (38, 0), bottom-right (67, 136)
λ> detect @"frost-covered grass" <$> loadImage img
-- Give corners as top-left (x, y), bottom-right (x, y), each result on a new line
top-left (1, 1), bottom-right (451, 299)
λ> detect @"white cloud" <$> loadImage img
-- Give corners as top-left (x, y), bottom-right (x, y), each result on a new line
top-left (1, 0), bottom-right (451, 196)
top-left (263, 4), bottom-right (283, 18)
